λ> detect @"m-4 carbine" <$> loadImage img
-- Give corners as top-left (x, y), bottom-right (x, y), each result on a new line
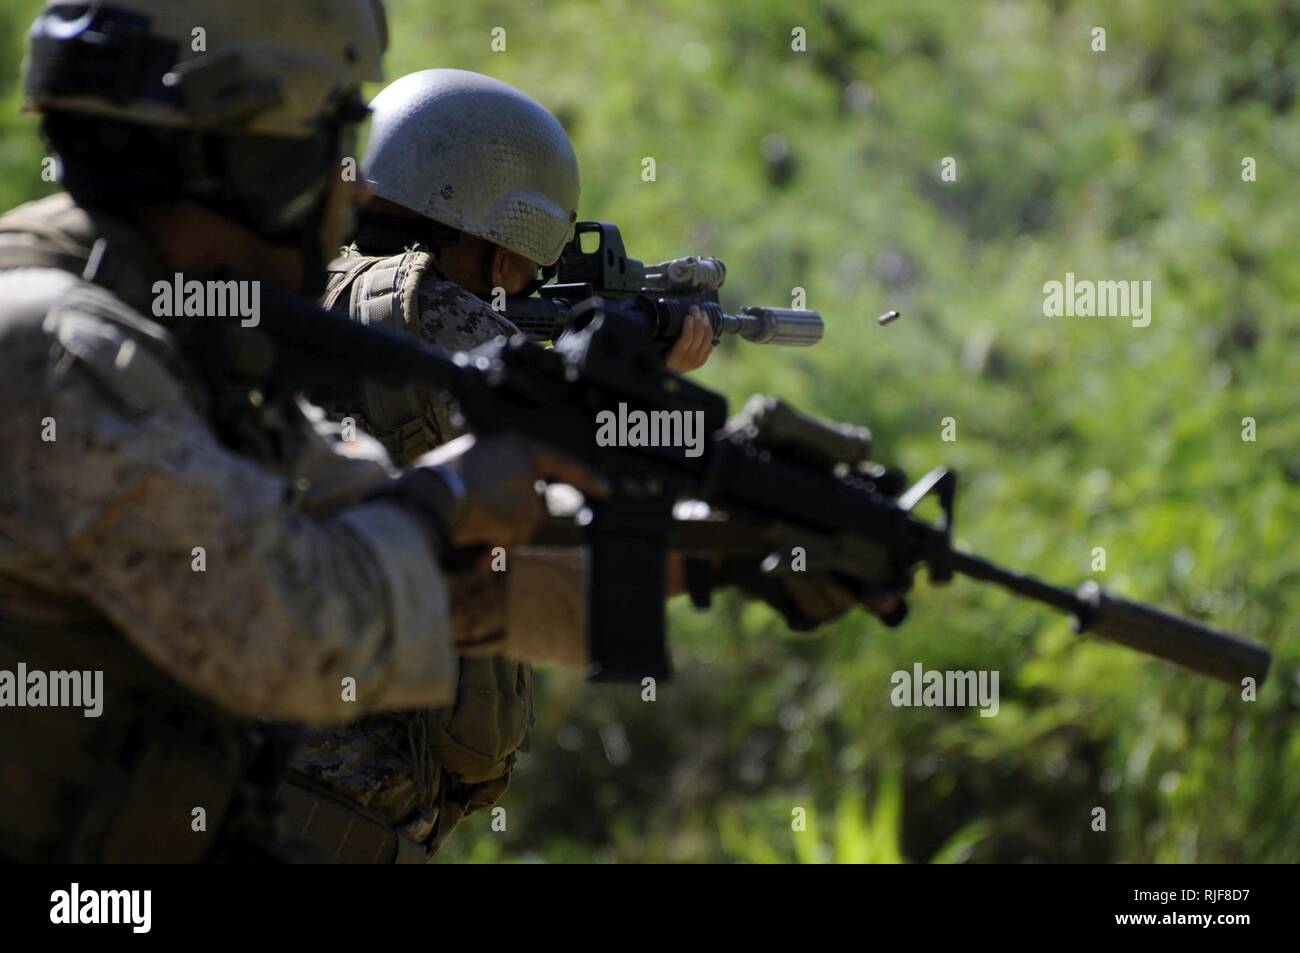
top-left (502, 221), bottom-right (824, 348)
top-left (185, 284), bottom-right (1272, 690)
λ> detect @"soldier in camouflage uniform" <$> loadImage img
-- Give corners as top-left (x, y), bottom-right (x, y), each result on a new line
top-left (0, 2), bottom-right (603, 863)
top-left (327, 69), bottom-right (714, 464)
top-left (281, 70), bottom-right (716, 861)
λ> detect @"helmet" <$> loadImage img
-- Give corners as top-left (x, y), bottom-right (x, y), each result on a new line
top-left (24, 0), bottom-right (386, 137)
top-left (363, 69), bottom-right (579, 266)
top-left (24, 0), bottom-right (388, 285)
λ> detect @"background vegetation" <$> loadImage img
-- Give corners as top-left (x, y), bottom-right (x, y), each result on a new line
top-left (2, 0), bottom-right (1296, 862)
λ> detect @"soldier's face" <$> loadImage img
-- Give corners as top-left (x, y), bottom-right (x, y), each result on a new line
top-left (491, 247), bottom-right (542, 296)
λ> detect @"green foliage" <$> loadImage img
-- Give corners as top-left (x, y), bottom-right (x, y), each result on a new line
top-left (410, 0), bottom-right (1300, 864)
top-left (0, 0), bottom-right (57, 213)
top-left (2, 0), bottom-right (1295, 862)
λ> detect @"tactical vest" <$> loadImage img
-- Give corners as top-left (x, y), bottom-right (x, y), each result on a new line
top-left (0, 196), bottom-right (292, 862)
top-left (323, 247), bottom-right (443, 464)
top-left (307, 247), bottom-right (535, 857)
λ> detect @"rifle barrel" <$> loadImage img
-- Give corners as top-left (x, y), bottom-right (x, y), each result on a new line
top-left (504, 296), bottom-right (824, 346)
top-left (949, 551), bottom-right (1271, 685)
top-left (718, 307), bottom-right (823, 346)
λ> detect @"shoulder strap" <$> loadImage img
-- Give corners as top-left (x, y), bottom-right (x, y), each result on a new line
top-left (327, 248), bottom-right (438, 463)
top-left (0, 196), bottom-right (170, 317)
top-left (0, 196), bottom-right (95, 270)
top-left (0, 205), bottom-right (203, 412)
top-left (353, 247), bottom-right (431, 333)
top-left (323, 250), bottom-right (379, 313)
top-left (0, 234), bottom-right (94, 276)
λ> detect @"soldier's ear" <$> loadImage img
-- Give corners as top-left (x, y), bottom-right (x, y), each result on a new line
top-left (488, 245), bottom-right (513, 290)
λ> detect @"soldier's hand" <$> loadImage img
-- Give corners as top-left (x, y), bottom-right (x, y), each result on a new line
top-left (375, 434), bottom-right (607, 556)
top-left (728, 568), bottom-right (907, 632)
top-left (418, 433), bottom-right (608, 549)
top-left (665, 305), bottom-right (715, 373)
top-left (692, 550), bottom-right (909, 632)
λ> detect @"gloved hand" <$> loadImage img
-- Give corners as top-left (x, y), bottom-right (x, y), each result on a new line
top-left (716, 562), bottom-right (908, 632)
top-left (373, 432), bottom-right (608, 556)
top-left (679, 519), bottom-right (912, 632)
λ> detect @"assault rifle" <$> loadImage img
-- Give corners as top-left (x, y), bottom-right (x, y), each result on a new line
top-left (181, 284), bottom-right (1272, 689)
top-left (502, 221), bottom-right (824, 348)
